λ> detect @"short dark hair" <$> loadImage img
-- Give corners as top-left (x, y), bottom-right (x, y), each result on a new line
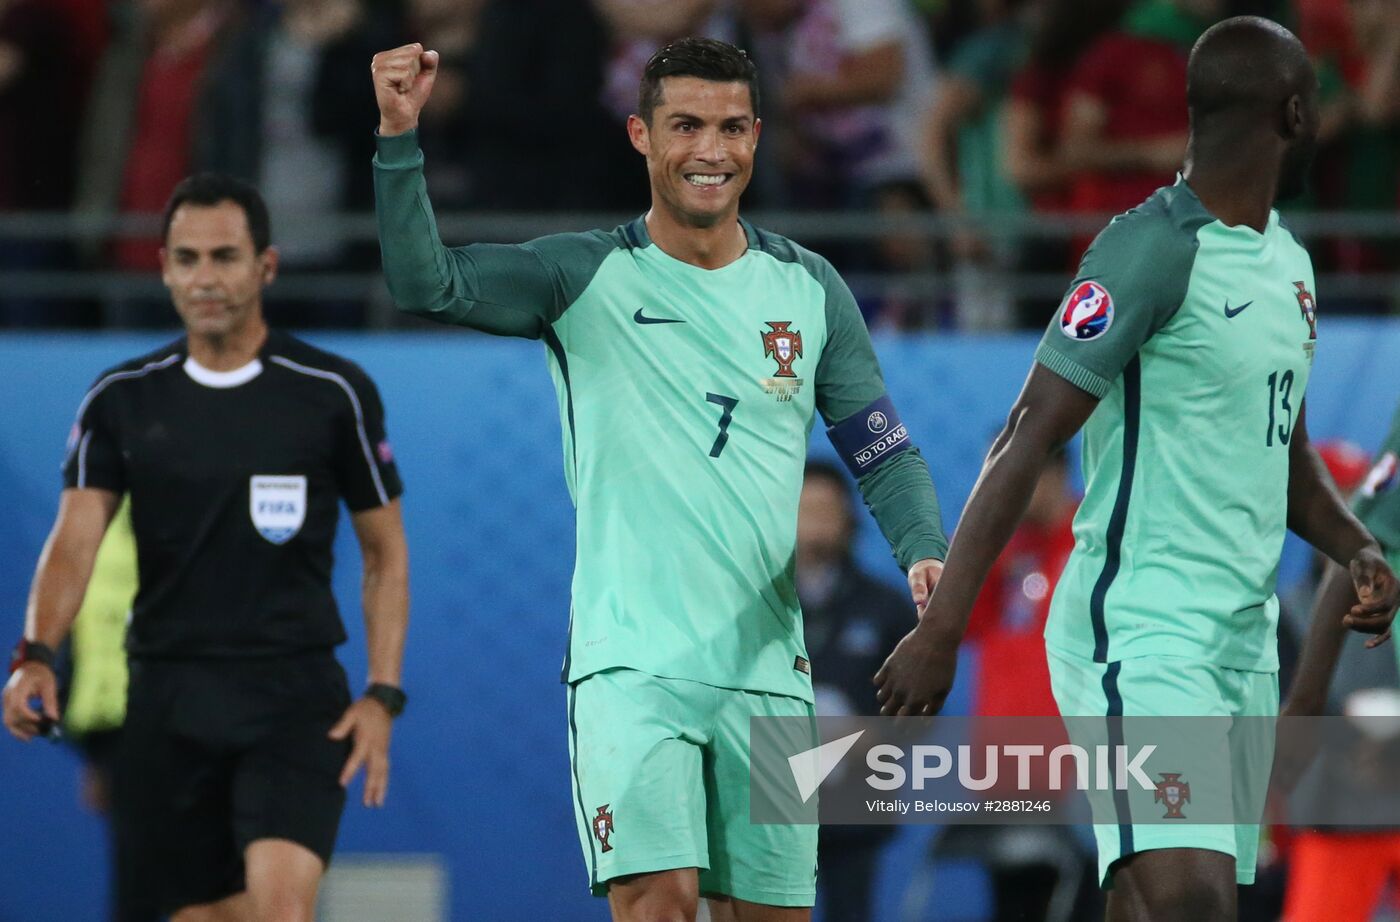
top-left (1187, 16), bottom-right (1313, 124)
top-left (638, 37), bottom-right (760, 125)
top-left (161, 173), bottom-right (271, 253)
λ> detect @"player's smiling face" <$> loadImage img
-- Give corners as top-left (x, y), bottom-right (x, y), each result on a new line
top-left (161, 201), bottom-right (277, 339)
top-left (629, 76), bottom-right (760, 227)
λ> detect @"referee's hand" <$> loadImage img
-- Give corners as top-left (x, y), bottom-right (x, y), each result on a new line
top-left (329, 698), bottom-right (394, 807)
top-left (372, 43), bottom-right (439, 137)
top-left (2, 662), bottom-right (59, 742)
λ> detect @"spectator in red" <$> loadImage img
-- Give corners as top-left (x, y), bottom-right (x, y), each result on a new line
top-left (1004, 0), bottom-right (1127, 215)
top-left (74, 0), bottom-right (234, 326)
top-left (1322, 0), bottom-right (1400, 285)
top-left (1058, 0), bottom-right (1220, 242)
top-left (1003, 0), bottom-right (1126, 322)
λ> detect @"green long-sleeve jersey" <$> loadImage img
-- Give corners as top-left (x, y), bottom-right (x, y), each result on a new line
top-left (374, 131), bottom-right (946, 700)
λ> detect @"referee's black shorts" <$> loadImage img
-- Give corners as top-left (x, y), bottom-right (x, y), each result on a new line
top-left (113, 650), bottom-right (352, 914)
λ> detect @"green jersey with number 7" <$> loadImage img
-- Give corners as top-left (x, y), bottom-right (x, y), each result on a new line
top-left (373, 132), bottom-right (947, 703)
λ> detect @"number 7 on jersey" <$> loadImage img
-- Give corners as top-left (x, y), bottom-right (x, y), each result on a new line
top-left (705, 393), bottom-right (739, 458)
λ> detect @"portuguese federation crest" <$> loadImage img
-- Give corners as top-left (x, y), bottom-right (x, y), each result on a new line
top-left (1294, 281), bottom-right (1317, 340)
top-left (593, 804), bottom-right (614, 853)
top-left (762, 322), bottom-right (804, 378)
top-left (1153, 773), bottom-right (1191, 819)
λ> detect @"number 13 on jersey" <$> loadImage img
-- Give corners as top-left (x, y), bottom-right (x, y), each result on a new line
top-left (1266, 369), bottom-right (1295, 446)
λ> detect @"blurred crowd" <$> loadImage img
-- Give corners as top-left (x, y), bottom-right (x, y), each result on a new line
top-left (0, 0), bottom-right (1397, 329)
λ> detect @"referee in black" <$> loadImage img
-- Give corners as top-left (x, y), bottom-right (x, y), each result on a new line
top-left (3, 174), bottom-right (410, 922)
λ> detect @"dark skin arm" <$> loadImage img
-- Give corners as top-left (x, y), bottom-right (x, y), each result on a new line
top-left (1286, 402), bottom-right (1398, 644)
top-left (1272, 562), bottom-right (1359, 794)
top-left (1283, 561), bottom-right (1357, 718)
top-left (875, 365), bottom-right (1098, 716)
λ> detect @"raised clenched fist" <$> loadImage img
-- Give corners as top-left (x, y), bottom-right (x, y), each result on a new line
top-left (371, 43), bottom-right (439, 137)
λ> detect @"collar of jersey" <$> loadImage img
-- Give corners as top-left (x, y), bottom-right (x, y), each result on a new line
top-left (1174, 173), bottom-right (1280, 242)
top-left (628, 214), bottom-right (762, 264)
top-left (183, 355), bottom-right (264, 388)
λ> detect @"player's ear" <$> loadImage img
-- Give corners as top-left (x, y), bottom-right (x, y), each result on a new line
top-left (259, 246), bottom-right (280, 286)
top-left (753, 116), bottom-right (762, 148)
top-left (627, 113), bottom-right (650, 157)
top-left (1282, 94), bottom-right (1304, 140)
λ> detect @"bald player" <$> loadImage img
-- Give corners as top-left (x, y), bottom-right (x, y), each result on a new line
top-left (876, 17), bottom-right (1399, 921)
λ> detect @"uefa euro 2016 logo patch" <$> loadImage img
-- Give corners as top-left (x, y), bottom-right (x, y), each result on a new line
top-left (1059, 280), bottom-right (1114, 341)
top-left (1362, 452), bottom-right (1398, 498)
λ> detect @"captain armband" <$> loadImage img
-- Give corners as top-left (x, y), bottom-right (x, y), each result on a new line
top-left (826, 395), bottom-right (913, 479)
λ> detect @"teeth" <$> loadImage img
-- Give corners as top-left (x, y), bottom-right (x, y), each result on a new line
top-left (686, 174), bottom-right (727, 186)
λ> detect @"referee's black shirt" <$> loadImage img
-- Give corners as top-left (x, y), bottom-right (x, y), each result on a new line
top-left (62, 330), bottom-right (403, 659)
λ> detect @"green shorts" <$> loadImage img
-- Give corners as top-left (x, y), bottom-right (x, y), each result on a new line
top-left (566, 668), bottom-right (818, 907)
top-left (1046, 646), bottom-right (1278, 888)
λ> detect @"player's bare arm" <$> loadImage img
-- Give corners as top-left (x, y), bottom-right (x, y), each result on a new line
top-left (371, 42), bottom-right (439, 136)
top-left (330, 498), bottom-right (410, 808)
top-left (1283, 561), bottom-right (1360, 719)
top-left (1286, 402), bottom-right (1399, 645)
top-left (874, 365), bottom-right (1096, 716)
top-left (1271, 561), bottom-right (1361, 796)
top-left (3, 487), bottom-right (119, 741)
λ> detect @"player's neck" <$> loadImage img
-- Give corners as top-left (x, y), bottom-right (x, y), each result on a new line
top-left (644, 207), bottom-right (748, 270)
top-left (187, 316), bottom-right (270, 371)
top-left (1182, 142), bottom-right (1279, 233)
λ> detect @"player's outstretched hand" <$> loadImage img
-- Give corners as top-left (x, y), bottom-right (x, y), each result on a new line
top-left (1345, 545), bottom-right (1399, 649)
top-left (907, 558), bottom-right (944, 618)
top-left (2, 662), bottom-right (59, 742)
top-left (371, 43), bottom-right (439, 137)
top-left (330, 697), bottom-right (394, 807)
top-left (873, 623), bottom-right (958, 717)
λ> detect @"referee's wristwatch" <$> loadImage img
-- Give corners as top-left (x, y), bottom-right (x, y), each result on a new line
top-left (364, 682), bottom-right (407, 718)
top-left (9, 638), bottom-right (57, 675)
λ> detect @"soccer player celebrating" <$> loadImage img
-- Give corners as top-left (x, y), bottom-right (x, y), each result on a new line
top-left (875, 17), bottom-right (1400, 921)
top-left (372, 36), bottom-right (947, 922)
top-left (3, 175), bottom-right (409, 922)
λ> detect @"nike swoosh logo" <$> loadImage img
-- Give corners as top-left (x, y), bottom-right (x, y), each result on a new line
top-left (1224, 300), bottom-right (1254, 318)
top-left (634, 308), bottom-right (685, 325)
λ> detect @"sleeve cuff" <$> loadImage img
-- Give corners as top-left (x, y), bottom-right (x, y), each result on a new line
top-left (1035, 342), bottom-right (1112, 399)
top-left (901, 537), bottom-right (949, 570)
top-left (374, 129), bottom-right (424, 169)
